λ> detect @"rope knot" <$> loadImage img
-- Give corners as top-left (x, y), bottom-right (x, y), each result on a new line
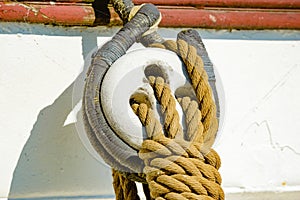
top-left (84, 15), bottom-right (224, 198)
top-left (139, 135), bottom-right (224, 200)
top-left (129, 37), bottom-right (224, 197)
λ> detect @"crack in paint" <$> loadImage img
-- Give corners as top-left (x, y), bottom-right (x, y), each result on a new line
top-left (232, 64), bottom-right (299, 131)
top-left (246, 120), bottom-right (300, 156)
top-left (18, 3), bottom-right (40, 20)
top-left (39, 11), bottom-right (52, 21)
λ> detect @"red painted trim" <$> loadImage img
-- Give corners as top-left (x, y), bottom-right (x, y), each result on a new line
top-left (159, 7), bottom-right (300, 29)
top-left (1, 1), bottom-right (300, 29)
top-left (14, 0), bottom-right (95, 2)
top-left (53, 0), bottom-right (94, 2)
top-left (133, 0), bottom-right (300, 9)
top-left (109, 6), bottom-right (300, 29)
top-left (0, 2), bottom-right (95, 25)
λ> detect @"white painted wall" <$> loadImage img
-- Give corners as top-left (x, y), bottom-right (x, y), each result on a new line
top-left (0, 22), bottom-right (300, 199)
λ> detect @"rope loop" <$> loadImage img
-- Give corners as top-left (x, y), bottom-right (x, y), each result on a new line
top-left (149, 39), bottom-right (219, 151)
top-left (127, 37), bottom-right (223, 199)
top-left (82, 0), bottom-right (223, 199)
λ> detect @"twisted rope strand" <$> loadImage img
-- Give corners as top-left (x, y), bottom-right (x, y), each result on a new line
top-left (112, 169), bottom-right (140, 200)
top-left (112, 169), bottom-right (125, 200)
top-left (148, 76), bottom-right (182, 139)
top-left (150, 39), bottom-right (218, 149)
top-left (131, 103), bottom-right (164, 139)
top-left (178, 96), bottom-right (204, 143)
top-left (176, 40), bottom-right (218, 145)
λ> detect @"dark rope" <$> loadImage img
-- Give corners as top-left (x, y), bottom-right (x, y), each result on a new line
top-left (111, 0), bottom-right (134, 24)
top-left (83, 3), bottom-right (161, 182)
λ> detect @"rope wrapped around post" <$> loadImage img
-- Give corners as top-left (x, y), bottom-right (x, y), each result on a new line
top-left (82, 0), bottom-right (224, 199)
top-left (130, 38), bottom-right (224, 200)
top-left (83, 3), bottom-right (161, 180)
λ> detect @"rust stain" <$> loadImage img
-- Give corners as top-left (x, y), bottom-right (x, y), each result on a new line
top-left (282, 181), bottom-right (287, 186)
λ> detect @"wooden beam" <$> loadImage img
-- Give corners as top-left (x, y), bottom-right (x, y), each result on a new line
top-left (133, 0), bottom-right (300, 9)
top-left (109, 6), bottom-right (300, 29)
top-left (159, 7), bottom-right (300, 29)
top-left (0, 1), bottom-right (95, 25)
top-left (1, 0), bottom-right (300, 29)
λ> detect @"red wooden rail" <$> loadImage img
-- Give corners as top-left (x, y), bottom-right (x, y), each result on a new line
top-left (0, 1), bottom-right (94, 25)
top-left (1, 0), bottom-right (300, 29)
top-left (133, 0), bottom-right (300, 9)
top-left (109, 5), bottom-right (300, 29)
top-left (158, 7), bottom-right (300, 29)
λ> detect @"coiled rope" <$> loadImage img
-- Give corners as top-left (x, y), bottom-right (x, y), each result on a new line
top-left (82, 0), bottom-right (224, 199)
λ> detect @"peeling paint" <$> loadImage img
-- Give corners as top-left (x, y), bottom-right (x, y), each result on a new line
top-left (19, 3), bottom-right (40, 16)
top-left (209, 14), bottom-right (217, 23)
top-left (0, 2), bottom-right (95, 25)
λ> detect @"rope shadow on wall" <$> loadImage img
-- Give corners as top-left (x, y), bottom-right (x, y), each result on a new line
top-left (8, 34), bottom-right (114, 199)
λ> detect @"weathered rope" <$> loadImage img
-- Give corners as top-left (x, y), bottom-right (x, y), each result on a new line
top-left (150, 39), bottom-right (219, 151)
top-left (132, 101), bottom-right (224, 200)
top-left (83, 2), bottom-right (161, 178)
top-left (148, 76), bottom-right (183, 139)
top-left (112, 169), bottom-right (140, 200)
top-left (127, 38), bottom-right (223, 199)
top-left (83, 0), bottom-right (223, 198)
top-left (178, 96), bottom-right (204, 144)
top-left (108, 2), bottom-right (163, 198)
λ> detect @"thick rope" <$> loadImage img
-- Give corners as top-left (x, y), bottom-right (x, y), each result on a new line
top-left (150, 39), bottom-right (219, 151)
top-left (132, 102), bottom-right (224, 200)
top-left (112, 38), bottom-right (223, 199)
top-left (148, 76), bottom-right (183, 139)
top-left (127, 39), bottom-right (223, 199)
top-left (178, 97), bottom-right (204, 144)
top-left (112, 169), bottom-right (140, 200)
top-left (83, 2), bottom-right (161, 176)
top-left (85, 0), bottom-right (223, 199)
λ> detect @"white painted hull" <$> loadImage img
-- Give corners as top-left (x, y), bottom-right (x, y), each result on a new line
top-left (1, 22), bottom-right (300, 199)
